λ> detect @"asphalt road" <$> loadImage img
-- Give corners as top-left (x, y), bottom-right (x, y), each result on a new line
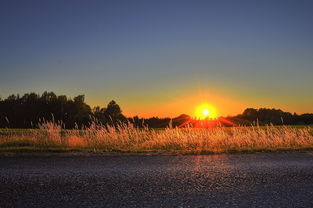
top-left (1, 153), bottom-right (313, 208)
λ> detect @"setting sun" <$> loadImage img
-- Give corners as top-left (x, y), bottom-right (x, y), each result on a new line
top-left (202, 109), bottom-right (209, 116)
top-left (195, 103), bottom-right (218, 120)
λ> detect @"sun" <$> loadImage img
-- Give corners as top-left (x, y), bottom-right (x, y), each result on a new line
top-left (195, 103), bottom-right (218, 120)
top-left (202, 109), bottom-right (209, 116)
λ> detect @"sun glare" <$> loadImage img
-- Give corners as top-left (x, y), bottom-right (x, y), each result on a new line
top-left (195, 103), bottom-right (218, 120)
top-left (202, 109), bottom-right (209, 116)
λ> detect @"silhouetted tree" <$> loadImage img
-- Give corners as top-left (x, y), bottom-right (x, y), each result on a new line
top-left (242, 108), bottom-right (258, 121)
top-left (0, 92), bottom-right (93, 128)
top-left (91, 100), bottom-right (129, 126)
top-left (231, 108), bottom-right (306, 125)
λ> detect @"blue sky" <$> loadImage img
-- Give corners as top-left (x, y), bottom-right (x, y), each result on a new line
top-left (0, 0), bottom-right (312, 117)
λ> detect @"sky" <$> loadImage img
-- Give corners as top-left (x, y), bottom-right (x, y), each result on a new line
top-left (0, 0), bottom-right (313, 118)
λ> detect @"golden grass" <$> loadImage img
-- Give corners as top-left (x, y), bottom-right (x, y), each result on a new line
top-left (0, 122), bottom-right (313, 154)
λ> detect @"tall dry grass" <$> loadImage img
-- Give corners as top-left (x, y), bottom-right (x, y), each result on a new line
top-left (0, 121), bottom-right (313, 153)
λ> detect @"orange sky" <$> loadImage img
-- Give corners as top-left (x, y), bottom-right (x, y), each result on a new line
top-left (84, 80), bottom-right (313, 118)
top-left (85, 86), bottom-right (312, 118)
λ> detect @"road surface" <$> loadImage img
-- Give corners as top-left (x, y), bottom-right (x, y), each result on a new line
top-left (1, 152), bottom-right (313, 207)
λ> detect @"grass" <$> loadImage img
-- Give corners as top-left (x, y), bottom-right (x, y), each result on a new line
top-left (0, 122), bottom-right (313, 154)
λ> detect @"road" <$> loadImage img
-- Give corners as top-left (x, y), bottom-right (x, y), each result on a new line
top-left (1, 152), bottom-right (313, 207)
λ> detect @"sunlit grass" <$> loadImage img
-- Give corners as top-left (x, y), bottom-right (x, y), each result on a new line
top-left (0, 122), bottom-right (313, 154)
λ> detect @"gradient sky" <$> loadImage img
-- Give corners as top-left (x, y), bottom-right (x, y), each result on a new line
top-left (1, 0), bottom-right (313, 117)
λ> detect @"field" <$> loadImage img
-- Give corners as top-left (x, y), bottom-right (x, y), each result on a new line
top-left (1, 122), bottom-right (313, 154)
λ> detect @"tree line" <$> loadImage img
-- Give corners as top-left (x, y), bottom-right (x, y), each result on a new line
top-left (0, 92), bottom-right (126, 128)
top-left (229, 108), bottom-right (313, 126)
top-left (0, 92), bottom-right (312, 128)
